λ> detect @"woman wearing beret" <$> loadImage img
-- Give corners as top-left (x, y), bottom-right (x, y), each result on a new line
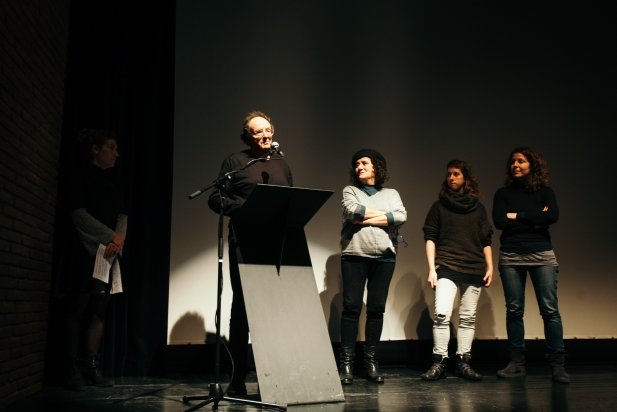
top-left (338, 149), bottom-right (407, 385)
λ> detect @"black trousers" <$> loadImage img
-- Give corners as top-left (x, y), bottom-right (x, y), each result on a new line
top-left (227, 236), bottom-right (249, 383)
top-left (340, 257), bottom-right (395, 351)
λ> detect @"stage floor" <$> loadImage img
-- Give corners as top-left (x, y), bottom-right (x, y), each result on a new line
top-left (6, 362), bottom-right (617, 411)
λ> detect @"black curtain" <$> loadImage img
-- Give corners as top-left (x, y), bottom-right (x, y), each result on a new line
top-left (47, 0), bottom-right (175, 378)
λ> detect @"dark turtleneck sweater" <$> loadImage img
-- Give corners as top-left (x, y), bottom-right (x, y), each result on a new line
top-left (423, 191), bottom-right (493, 276)
top-left (207, 149), bottom-right (293, 217)
top-left (492, 183), bottom-right (558, 253)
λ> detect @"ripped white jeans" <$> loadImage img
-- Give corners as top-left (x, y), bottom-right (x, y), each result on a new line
top-left (432, 277), bottom-right (482, 357)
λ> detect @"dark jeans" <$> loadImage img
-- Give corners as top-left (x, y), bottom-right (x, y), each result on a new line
top-left (499, 265), bottom-right (565, 354)
top-left (340, 257), bottom-right (395, 348)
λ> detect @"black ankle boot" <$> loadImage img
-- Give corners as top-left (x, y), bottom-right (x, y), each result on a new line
top-left (421, 354), bottom-right (448, 381)
top-left (82, 355), bottom-right (113, 387)
top-left (339, 346), bottom-right (355, 385)
top-left (363, 346), bottom-right (384, 384)
top-left (497, 350), bottom-right (526, 378)
top-left (363, 317), bottom-right (385, 384)
top-left (339, 316), bottom-right (359, 385)
top-left (455, 353), bottom-right (482, 381)
top-left (548, 353), bottom-right (570, 384)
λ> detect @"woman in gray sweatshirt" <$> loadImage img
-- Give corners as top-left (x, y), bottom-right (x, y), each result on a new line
top-left (338, 149), bottom-right (407, 385)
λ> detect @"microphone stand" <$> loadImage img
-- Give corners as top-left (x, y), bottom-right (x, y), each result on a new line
top-left (187, 149), bottom-right (282, 201)
top-left (182, 153), bottom-right (286, 412)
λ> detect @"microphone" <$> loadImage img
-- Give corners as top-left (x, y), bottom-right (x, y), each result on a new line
top-left (270, 141), bottom-right (284, 157)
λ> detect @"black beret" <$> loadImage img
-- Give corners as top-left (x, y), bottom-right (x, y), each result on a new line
top-left (351, 149), bottom-right (386, 167)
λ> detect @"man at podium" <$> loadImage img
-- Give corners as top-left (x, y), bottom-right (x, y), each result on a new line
top-left (207, 111), bottom-right (293, 396)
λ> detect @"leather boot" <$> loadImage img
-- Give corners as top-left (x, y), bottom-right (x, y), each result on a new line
top-left (339, 317), bottom-right (358, 385)
top-left (339, 345), bottom-right (355, 385)
top-left (548, 353), bottom-right (570, 384)
top-left (364, 318), bottom-right (384, 383)
top-left (82, 355), bottom-right (113, 386)
top-left (363, 345), bottom-right (384, 383)
top-left (421, 354), bottom-right (448, 381)
top-left (455, 353), bottom-right (482, 381)
top-left (497, 350), bottom-right (526, 378)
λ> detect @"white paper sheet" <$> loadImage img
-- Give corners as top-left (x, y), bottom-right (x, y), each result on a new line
top-left (92, 243), bottom-right (123, 294)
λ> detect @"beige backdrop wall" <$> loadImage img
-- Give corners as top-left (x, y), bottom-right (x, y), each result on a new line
top-left (168, 0), bottom-right (615, 345)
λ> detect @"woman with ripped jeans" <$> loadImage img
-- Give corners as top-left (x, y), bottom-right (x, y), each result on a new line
top-left (421, 160), bottom-right (493, 381)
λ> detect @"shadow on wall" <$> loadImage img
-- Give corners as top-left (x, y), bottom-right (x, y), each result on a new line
top-left (169, 311), bottom-right (211, 345)
top-left (392, 271), bottom-right (433, 340)
top-left (319, 253), bottom-right (343, 342)
top-left (475, 285), bottom-right (497, 339)
top-left (319, 253), bottom-right (369, 342)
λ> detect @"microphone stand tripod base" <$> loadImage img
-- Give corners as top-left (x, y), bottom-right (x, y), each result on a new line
top-left (182, 382), bottom-right (287, 412)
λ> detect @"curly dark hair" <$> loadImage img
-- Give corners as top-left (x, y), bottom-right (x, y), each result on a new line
top-left (504, 146), bottom-right (549, 191)
top-left (350, 157), bottom-right (389, 186)
top-left (240, 110), bottom-right (274, 145)
top-left (440, 159), bottom-right (479, 197)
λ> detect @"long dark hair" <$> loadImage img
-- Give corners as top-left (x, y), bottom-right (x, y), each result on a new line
top-left (439, 159), bottom-right (479, 197)
top-left (504, 146), bottom-right (549, 191)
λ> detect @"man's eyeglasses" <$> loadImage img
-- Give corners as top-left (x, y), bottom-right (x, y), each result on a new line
top-left (251, 128), bottom-right (273, 138)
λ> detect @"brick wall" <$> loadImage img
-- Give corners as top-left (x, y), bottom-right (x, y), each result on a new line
top-left (0, 0), bottom-right (71, 406)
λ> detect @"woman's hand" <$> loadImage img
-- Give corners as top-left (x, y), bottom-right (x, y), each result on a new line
top-left (508, 206), bottom-right (547, 220)
top-left (361, 214), bottom-right (388, 226)
top-left (112, 233), bottom-right (125, 249)
top-left (103, 233), bottom-right (125, 259)
top-left (483, 268), bottom-right (493, 287)
top-left (104, 242), bottom-right (120, 259)
top-left (427, 269), bottom-right (438, 289)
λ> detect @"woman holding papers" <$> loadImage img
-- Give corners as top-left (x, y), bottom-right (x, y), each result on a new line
top-left (52, 128), bottom-right (127, 390)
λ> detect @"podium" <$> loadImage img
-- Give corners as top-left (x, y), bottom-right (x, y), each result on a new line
top-left (231, 184), bottom-right (344, 407)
